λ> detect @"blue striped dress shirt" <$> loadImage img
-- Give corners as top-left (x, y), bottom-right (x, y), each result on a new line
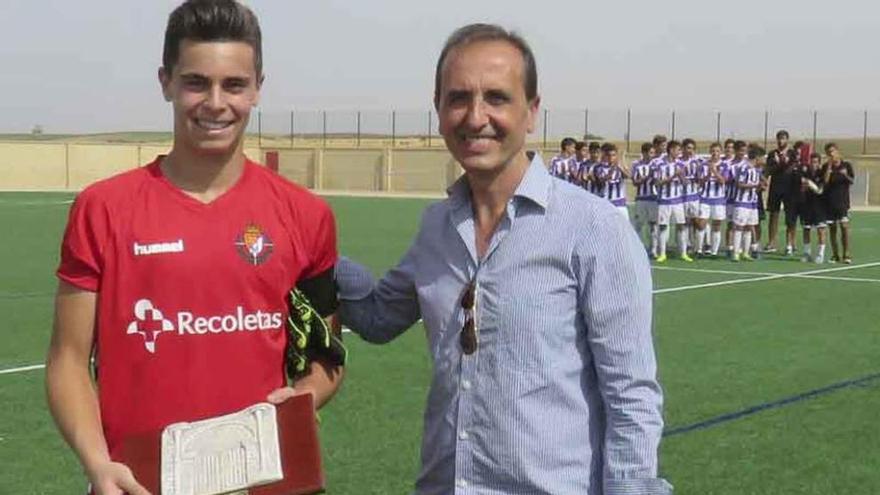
top-left (336, 154), bottom-right (672, 495)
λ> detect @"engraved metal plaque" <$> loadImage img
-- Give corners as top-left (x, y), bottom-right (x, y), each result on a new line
top-left (161, 403), bottom-right (284, 495)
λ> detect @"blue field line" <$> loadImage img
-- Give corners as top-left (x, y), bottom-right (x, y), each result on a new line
top-left (663, 371), bottom-right (880, 437)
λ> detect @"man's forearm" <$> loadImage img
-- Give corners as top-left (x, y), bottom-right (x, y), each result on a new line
top-left (45, 352), bottom-right (112, 476)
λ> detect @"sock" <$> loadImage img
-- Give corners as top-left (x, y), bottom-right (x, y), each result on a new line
top-left (804, 245), bottom-right (812, 257)
top-left (678, 227), bottom-right (689, 256)
top-left (743, 231), bottom-right (753, 255)
top-left (818, 244), bottom-right (826, 260)
top-left (659, 227), bottom-right (669, 256)
top-left (696, 228), bottom-right (708, 253)
top-left (650, 224), bottom-right (659, 256)
top-left (752, 242), bottom-right (761, 254)
top-left (733, 230), bottom-right (743, 256)
top-left (711, 231), bottom-right (722, 255)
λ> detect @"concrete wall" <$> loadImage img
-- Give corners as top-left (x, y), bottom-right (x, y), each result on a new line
top-left (2, 142), bottom-right (879, 207)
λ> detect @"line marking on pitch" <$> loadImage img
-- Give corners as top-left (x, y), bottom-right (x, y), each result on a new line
top-left (654, 261), bottom-right (880, 295)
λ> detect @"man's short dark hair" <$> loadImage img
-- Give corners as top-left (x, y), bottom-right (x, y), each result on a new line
top-left (734, 140), bottom-right (748, 151)
top-left (588, 141), bottom-right (602, 152)
top-left (724, 138), bottom-right (736, 147)
top-left (163, 0), bottom-right (263, 75)
top-left (748, 144), bottom-right (766, 160)
top-left (776, 130), bottom-right (790, 140)
top-left (652, 134), bottom-right (668, 146)
top-left (575, 141), bottom-right (586, 151)
top-left (710, 141), bottom-right (722, 149)
top-left (601, 142), bottom-right (617, 153)
top-left (641, 142), bottom-right (653, 154)
top-left (824, 142), bottom-right (838, 153)
top-left (561, 137), bottom-right (576, 150)
top-left (434, 23), bottom-right (538, 107)
top-left (682, 138), bottom-right (696, 148)
top-left (666, 140), bottom-right (681, 153)
top-left (810, 152), bottom-right (822, 160)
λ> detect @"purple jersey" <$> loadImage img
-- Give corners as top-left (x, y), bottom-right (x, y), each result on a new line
top-left (734, 163), bottom-right (762, 208)
top-left (699, 160), bottom-right (729, 205)
top-left (594, 163), bottom-right (627, 207)
top-left (681, 156), bottom-right (702, 200)
top-left (653, 159), bottom-right (685, 205)
top-left (549, 155), bottom-right (576, 182)
top-left (632, 158), bottom-right (656, 201)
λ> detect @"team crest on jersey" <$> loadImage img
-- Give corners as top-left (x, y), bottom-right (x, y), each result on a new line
top-left (234, 223), bottom-right (274, 265)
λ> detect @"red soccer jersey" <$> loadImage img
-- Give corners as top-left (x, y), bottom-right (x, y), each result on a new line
top-left (57, 157), bottom-right (337, 459)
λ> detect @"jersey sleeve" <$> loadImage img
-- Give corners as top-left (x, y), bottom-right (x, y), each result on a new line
top-left (56, 190), bottom-right (109, 292)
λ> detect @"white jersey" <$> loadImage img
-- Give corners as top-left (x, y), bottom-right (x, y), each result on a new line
top-left (594, 163), bottom-right (627, 207)
top-left (652, 159), bottom-right (685, 205)
top-left (549, 154), bottom-right (576, 181)
top-left (699, 160), bottom-right (730, 205)
top-left (733, 163), bottom-right (762, 208)
top-left (632, 158), bottom-right (656, 201)
top-left (681, 156), bottom-right (702, 200)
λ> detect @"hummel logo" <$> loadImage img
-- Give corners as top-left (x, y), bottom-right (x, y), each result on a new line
top-left (133, 239), bottom-right (184, 256)
top-left (126, 299), bottom-right (174, 353)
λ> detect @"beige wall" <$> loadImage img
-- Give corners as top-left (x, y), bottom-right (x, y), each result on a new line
top-left (3, 142), bottom-right (879, 208)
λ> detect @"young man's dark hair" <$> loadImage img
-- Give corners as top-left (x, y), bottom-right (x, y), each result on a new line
top-left (601, 142), bottom-right (617, 153)
top-left (588, 141), bottom-right (602, 152)
top-left (652, 134), bottom-right (668, 147)
top-left (433, 23), bottom-right (538, 107)
top-left (724, 138), bottom-right (736, 147)
top-left (776, 130), bottom-right (790, 140)
top-left (748, 144), bottom-right (766, 160)
top-left (575, 141), bottom-right (586, 152)
top-left (710, 141), bottom-right (722, 149)
top-left (561, 137), bottom-right (577, 150)
top-left (824, 142), bottom-right (838, 154)
top-left (163, 0), bottom-right (263, 75)
top-left (666, 140), bottom-right (681, 153)
top-left (681, 138), bottom-right (696, 148)
top-left (810, 152), bottom-right (821, 161)
top-left (734, 140), bottom-right (748, 151)
top-left (640, 142), bottom-right (653, 154)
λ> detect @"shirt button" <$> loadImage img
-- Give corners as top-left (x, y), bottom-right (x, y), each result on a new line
top-left (459, 431), bottom-right (469, 440)
top-left (456, 479), bottom-right (468, 488)
top-left (461, 380), bottom-right (471, 390)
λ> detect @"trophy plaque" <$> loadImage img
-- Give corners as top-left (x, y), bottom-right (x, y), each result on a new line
top-left (119, 394), bottom-right (325, 495)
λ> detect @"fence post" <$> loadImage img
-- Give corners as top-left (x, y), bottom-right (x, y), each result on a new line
top-left (812, 110), bottom-right (818, 149)
top-left (716, 111), bottom-right (721, 142)
top-left (763, 110), bottom-right (769, 150)
top-left (289, 109), bottom-right (294, 148)
top-left (542, 109), bottom-right (548, 150)
top-left (671, 110), bottom-right (676, 141)
top-left (257, 109), bottom-right (262, 148)
top-left (392, 110), bottom-right (397, 148)
top-left (322, 110), bottom-right (327, 148)
top-left (863, 110), bottom-right (868, 155)
top-left (357, 111), bottom-right (361, 148)
top-left (427, 110), bottom-right (432, 147)
top-left (625, 108), bottom-right (631, 153)
top-left (65, 143), bottom-right (70, 190)
top-left (584, 108), bottom-right (589, 140)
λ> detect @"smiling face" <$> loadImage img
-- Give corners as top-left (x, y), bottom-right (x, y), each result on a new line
top-left (436, 40), bottom-right (539, 176)
top-left (159, 40), bottom-right (261, 157)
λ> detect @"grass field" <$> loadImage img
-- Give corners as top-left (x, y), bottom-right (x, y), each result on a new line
top-left (1, 192), bottom-right (878, 494)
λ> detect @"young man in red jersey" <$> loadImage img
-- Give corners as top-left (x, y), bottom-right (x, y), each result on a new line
top-left (45, 2), bottom-right (344, 493)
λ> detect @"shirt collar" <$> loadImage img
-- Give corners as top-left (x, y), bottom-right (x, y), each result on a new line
top-left (446, 152), bottom-right (551, 211)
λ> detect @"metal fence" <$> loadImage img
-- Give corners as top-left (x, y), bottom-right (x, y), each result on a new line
top-left (251, 108), bottom-right (880, 155)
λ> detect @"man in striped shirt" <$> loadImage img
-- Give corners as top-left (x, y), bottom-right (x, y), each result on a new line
top-left (696, 142), bottom-right (728, 256)
top-left (731, 145), bottom-right (767, 261)
top-left (335, 23), bottom-right (670, 495)
top-left (680, 138), bottom-right (702, 254)
top-left (549, 137), bottom-right (577, 182)
top-left (578, 141), bottom-right (602, 194)
top-left (652, 140), bottom-right (692, 262)
top-left (573, 140), bottom-right (588, 188)
top-left (631, 142), bottom-right (658, 256)
top-left (593, 142), bottom-right (630, 219)
top-left (725, 139), bottom-right (745, 256)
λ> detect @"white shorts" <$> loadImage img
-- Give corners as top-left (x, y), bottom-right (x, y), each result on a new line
top-left (699, 203), bottom-right (727, 221)
top-left (633, 200), bottom-right (657, 224)
top-left (733, 207), bottom-right (759, 227)
top-left (657, 203), bottom-right (686, 226)
top-left (684, 199), bottom-right (701, 219)
top-left (616, 206), bottom-right (630, 220)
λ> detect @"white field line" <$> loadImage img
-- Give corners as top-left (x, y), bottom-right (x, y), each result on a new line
top-left (652, 266), bottom-right (772, 276)
top-left (790, 274), bottom-right (880, 283)
top-left (654, 261), bottom-right (880, 295)
top-left (0, 199), bottom-right (74, 206)
top-left (0, 327), bottom-right (354, 377)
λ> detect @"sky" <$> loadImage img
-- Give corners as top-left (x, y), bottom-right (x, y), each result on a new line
top-left (1, 0), bottom-right (878, 138)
